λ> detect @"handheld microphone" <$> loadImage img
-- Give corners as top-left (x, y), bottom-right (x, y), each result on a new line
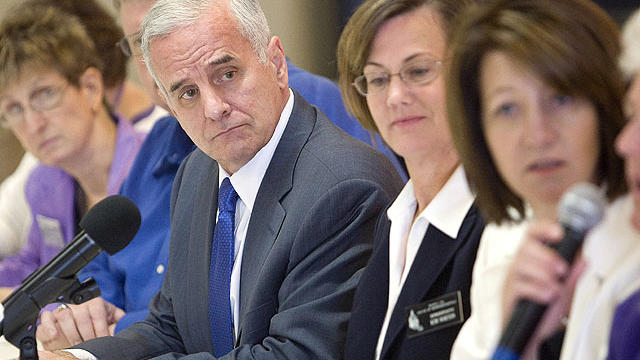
top-left (491, 183), bottom-right (605, 360)
top-left (0, 195), bottom-right (140, 348)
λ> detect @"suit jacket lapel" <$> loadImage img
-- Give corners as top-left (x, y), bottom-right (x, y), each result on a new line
top-left (184, 152), bottom-right (219, 351)
top-left (237, 91), bottom-right (316, 341)
top-left (380, 207), bottom-right (479, 358)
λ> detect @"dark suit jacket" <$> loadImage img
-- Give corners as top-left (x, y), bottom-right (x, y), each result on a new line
top-left (78, 92), bottom-right (404, 359)
top-left (344, 203), bottom-right (484, 360)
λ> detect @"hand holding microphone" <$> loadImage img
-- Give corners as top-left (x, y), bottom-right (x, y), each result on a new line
top-left (500, 221), bottom-right (587, 360)
top-left (492, 183), bottom-right (606, 360)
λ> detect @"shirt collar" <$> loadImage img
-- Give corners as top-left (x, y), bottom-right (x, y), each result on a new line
top-left (219, 88), bottom-right (294, 210)
top-left (386, 180), bottom-right (418, 225)
top-left (387, 165), bottom-right (475, 239)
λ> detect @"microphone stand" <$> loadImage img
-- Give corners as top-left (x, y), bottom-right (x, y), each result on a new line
top-left (1, 276), bottom-right (100, 360)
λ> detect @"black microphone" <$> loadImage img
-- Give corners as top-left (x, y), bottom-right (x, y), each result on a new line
top-left (491, 183), bottom-right (605, 360)
top-left (0, 195), bottom-right (140, 348)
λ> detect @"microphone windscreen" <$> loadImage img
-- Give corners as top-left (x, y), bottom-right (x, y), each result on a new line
top-left (79, 195), bottom-right (141, 255)
top-left (558, 183), bottom-right (606, 233)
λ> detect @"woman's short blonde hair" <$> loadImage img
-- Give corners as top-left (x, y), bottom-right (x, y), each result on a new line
top-left (24, 0), bottom-right (126, 89)
top-left (0, 5), bottom-right (103, 89)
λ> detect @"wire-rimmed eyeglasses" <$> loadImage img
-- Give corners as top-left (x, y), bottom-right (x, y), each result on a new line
top-left (352, 58), bottom-right (442, 96)
top-left (0, 83), bottom-right (69, 128)
top-left (116, 32), bottom-right (142, 57)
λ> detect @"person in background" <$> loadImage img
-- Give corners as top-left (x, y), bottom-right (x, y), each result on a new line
top-left (446, 0), bottom-right (635, 358)
top-left (0, 0), bottom-right (167, 260)
top-left (606, 7), bottom-right (640, 360)
top-left (40, 0), bottom-right (402, 357)
top-left (25, 0), bottom-right (164, 133)
top-left (337, 0), bottom-right (485, 359)
top-left (0, 3), bottom-right (144, 307)
top-left (34, 0), bottom-right (407, 351)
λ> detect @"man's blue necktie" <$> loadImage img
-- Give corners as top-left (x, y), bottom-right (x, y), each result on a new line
top-left (209, 177), bottom-right (238, 357)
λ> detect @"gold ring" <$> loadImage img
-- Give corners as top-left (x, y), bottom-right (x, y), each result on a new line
top-left (55, 303), bottom-right (70, 312)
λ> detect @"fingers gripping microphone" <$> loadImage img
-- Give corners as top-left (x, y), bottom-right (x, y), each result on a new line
top-left (0, 195), bottom-right (140, 351)
top-left (491, 183), bottom-right (605, 360)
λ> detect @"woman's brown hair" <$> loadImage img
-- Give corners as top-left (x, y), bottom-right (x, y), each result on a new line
top-left (337, 0), bottom-right (473, 132)
top-left (447, 0), bottom-right (627, 224)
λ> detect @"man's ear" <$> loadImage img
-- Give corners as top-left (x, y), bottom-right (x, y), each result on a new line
top-left (267, 36), bottom-right (288, 89)
top-left (79, 67), bottom-right (104, 112)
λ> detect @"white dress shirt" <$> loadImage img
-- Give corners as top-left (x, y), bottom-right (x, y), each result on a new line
top-left (65, 89), bottom-right (294, 360)
top-left (220, 88), bottom-right (293, 338)
top-left (375, 166), bottom-right (475, 360)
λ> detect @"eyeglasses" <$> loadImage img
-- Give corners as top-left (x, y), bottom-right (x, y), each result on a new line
top-left (352, 58), bottom-right (442, 96)
top-left (116, 32), bottom-right (142, 57)
top-left (0, 83), bottom-right (69, 128)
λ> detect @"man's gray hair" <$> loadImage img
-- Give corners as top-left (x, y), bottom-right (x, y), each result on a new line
top-left (620, 7), bottom-right (640, 78)
top-left (140, 0), bottom-right (271, 99)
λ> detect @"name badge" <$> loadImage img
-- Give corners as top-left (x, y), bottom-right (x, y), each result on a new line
top-left (405, 291), bottom-right (464, 338)
top-left (36, 214), bottom-right (65, 249)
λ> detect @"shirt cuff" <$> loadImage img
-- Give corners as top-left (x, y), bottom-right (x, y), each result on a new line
top-left (62, 349), bottom-right (98, 360)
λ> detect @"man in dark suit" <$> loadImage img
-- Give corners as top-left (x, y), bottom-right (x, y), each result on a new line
top-left (39, 0), bottom-right (403, 359)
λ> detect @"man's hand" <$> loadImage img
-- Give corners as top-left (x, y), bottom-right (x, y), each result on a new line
top-left (37, 297), bottom-right (125, 350)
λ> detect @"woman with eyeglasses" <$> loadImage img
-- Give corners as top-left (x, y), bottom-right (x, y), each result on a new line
top-left (337, 0), bottom-right (484, 358)
top-left (0, 0), bottom-right (166, 262)
top-left (0, 4), bottom-right (144, 305)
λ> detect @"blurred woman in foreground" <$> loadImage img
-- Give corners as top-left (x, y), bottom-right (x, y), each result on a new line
top-left (446, 0), bottom-right (635, 358)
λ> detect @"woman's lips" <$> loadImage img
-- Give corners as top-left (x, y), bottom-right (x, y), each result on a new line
top-left (39, 136), bottom-right (60, 152)
top-left (526, 159), bottom-right (565, 174)
top-left (391, 116), bottom-right (423, 127)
